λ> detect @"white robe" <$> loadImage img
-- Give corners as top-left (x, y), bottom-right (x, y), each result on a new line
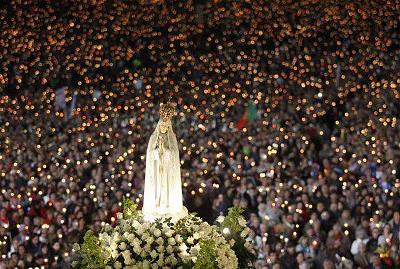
top-left (142, 119), bottom-right (187, 222)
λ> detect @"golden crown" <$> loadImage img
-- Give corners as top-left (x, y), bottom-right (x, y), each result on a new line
top-left (159, 101), bottom-right (176, 121)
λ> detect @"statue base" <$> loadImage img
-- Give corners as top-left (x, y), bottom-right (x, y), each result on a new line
top-left (142, 206), bottom-right (189, 223)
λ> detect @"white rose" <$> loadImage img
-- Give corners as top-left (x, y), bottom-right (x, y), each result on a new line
top-left (166, 245), bottom-right (173, 253)
top-left (142, 260), bottom-right (150, 269)
top-left (178, 243), bottom-right (187, 252)
top-left (238, 217), bottom-right (247, 227)
top-left (104, 223), bottom-right (112, 232)
top-left (111, 249), bottom-right (118, 259)
top-left (193, 232), bottom-right (200, 240)
top-left (216, 216), bottom-right (225, 223)
top-left (110, 241), bottom-right (117, 251)
top-left (157, 245), bottom-right (165, 253)
top-left (156, 237), bottom-right (164, 245)
top-left (114, 261), bottom-right (122, 269)
top-left (119, 242), bottom-right (127, 250)
top-left (147, 236), bottom-right (155, 245)
top-left (133, 238), bottom-right (141, 247)
top-left (150, 250), bottom-right (158, 258)
top-left (190, 243), bottom-right (201, 256)
top-left (133, 244), bottom-right (142, 255)
top-left (153, 229), bottom-right (162, 237)
top-left (157, 257), bottom-right (164, 267)
top-left (186, 236), bottom-right (194, 244)
top-left (240, 227), bottom-right (250, 238)
top-left (167, 237), bottom-right (176, 246)
top-left (175, 234), bottom-right (182, 243)
top-left (165, 230), bottom-right (173, 237)
top-left (144, 243), bottom-right (151, 252)
top-left (73, 242), bottom-right (80, 252)
top-left (132, 220), bottom-right (140, 228)
top-left (170, 256), bottom-right (178, 265)
top-left (127, 233), bottom-right (135, 243)
top-left (142, 232), bottom-right (150, 240)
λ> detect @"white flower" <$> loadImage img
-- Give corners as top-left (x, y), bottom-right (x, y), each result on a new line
top-left (144, 243), bottom-right (151, 252)
top-left (193, 232), bottom-right (200, 240)
top-left (132, 220), bottom-right (140, 228)
top-left (122, 250), bottom-right (132, 264)
top-left (72, 243), bottom-right (80, 252)
top-left (105, 266), bottom-right (112, 269)
top-left (119, 241), bottom-right (127, 250)
top-left (142, 232), bottom-right (150, 241)
top-left (156, 245), bottom-right (165, 253)
top-left (156, 237), bottom-right (164, 245)
top-left (114, 261), bottom-right (122, 269)
top-left (178, 243), bottom-right (187, 252)
top-left (175, 234), bottom-right (183, 244)
top-left (146, 235), bottom-right (155, 245)
top-left (133, 244), bottom-right (142, 254)
top-left (186, 236), bottom-right (194, 244)
top-left (127, 233), bottom-right (135, 243)
top-left (104, 223), bottom-right (112, 232)
top-left (190, 243), bottom-right (201, 256)
top-left (150, 250), bottom-right (158, 258)
top-left (140, 249), bottom-right (147, 258)
top-left (110, 241), bottom-right (118, 251)
top-left (240, 227), bottom-right (250, 238)
top-left (157, 257), bottom-right (164, 267)
top-left (216, 216), bottom-right (225, 223)
top-left (132, 238), bottom-right (141, 248)
top-left (238, 217), bottom-right (247, 227)
top-left (167, 237), bottom-right (176, 246)
top-left (170, 256), bottom-right (178, 266)
top-left (153, 228), bottom-right (162, 237)
top-left (165, 230), bottom-right (173, 237)
top-left (222, 227), bottom-right (230, 235)
top-left (166, 245), bottom-right (174, 253)
top-left (110, 249), bottom-right (118, 259)
top-left (142, 260), bottom-right (150, 269)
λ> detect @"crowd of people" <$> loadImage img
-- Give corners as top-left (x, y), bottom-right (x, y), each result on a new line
top-left (1, 0), bottom-right (400, 268)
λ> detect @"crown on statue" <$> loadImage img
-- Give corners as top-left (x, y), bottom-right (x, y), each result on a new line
top-left (159, 101), bottom-right (176, 121)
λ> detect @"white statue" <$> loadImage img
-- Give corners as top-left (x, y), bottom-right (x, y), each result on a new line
top-left (142, 102), bottom-right (188, 222)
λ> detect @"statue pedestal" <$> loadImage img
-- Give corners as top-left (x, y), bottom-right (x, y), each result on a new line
top-left (143, 206), bottom-right (189, 223)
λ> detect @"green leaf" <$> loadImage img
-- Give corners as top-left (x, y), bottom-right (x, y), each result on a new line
top-left (123, 197), bottom-right (138, 219)
top-left (219, 207), bottom-right (256, 269)
top-left (193, 239), bottom-right (218, 269)
top-left (79, 230), bottom-right (107, 269)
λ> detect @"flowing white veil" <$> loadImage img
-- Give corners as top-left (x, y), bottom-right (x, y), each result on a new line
top-left (142, 118), bottom-right (187, 222)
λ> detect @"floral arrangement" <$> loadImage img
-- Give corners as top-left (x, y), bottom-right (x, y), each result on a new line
top-left (72, 198), bottom-right (255, 269)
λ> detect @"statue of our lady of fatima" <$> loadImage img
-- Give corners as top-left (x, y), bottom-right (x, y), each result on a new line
top-left (142, 102), bottom-right (188, 222)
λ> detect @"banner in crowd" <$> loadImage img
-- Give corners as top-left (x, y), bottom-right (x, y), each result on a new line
top-left (54, 86), bottom-right (67, 110)
top-left (236, 100), bottom-right (258, 130)
top-left (69, 92), bottom-right (77, 119)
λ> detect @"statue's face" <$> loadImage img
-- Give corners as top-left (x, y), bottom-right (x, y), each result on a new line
top-left (159, 121), bottom-right (169, 133)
